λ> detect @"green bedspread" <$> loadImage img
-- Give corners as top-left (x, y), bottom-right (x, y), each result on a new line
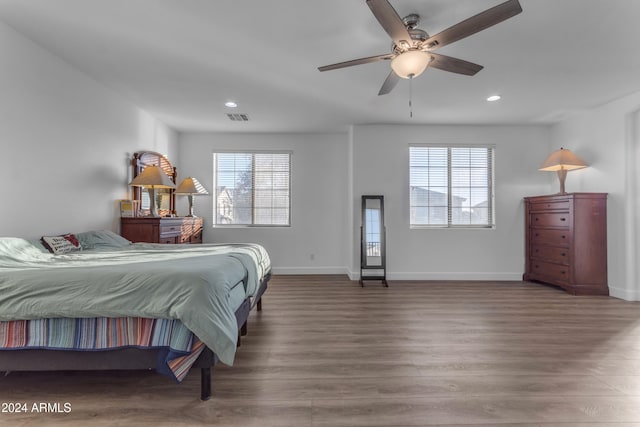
top-left (0, 238), bottom-right (271, 365)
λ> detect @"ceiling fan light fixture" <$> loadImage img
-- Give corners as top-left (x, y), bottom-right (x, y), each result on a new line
top-left (318, 0), bottom-right (522, 95)
top-left (391, 50), bottom-right (431, 79)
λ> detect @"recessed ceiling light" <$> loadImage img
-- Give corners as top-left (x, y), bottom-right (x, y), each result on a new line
top-left (225, 101), bottom-right (238, 108)
top-left (487, 95), bottom-right (501, 102)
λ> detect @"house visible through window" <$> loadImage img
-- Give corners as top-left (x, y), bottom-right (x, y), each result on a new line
top-left (409, 145), bottom-right (494, 228)
top-left (213, 151), bottom-right (291, 226)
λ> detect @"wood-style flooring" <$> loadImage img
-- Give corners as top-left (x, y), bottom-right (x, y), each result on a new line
top-left (2, 275), bottom-right (640, 426)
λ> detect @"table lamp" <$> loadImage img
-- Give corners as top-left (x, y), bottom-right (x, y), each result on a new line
top-left (128, 165), bottom-right (175, 217)
top-left (539, 147), bottom-right (587, 194)
top-left (175, 177), bottom-right (209, 217)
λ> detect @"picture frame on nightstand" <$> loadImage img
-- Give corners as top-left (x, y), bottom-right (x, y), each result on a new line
top-left (120, 199), bottom-right (138, 217)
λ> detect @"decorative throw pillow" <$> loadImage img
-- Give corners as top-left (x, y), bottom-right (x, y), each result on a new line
top-left (40, 234), bottom-right (82, 254)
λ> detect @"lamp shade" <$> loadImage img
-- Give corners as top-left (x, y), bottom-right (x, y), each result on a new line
top-left (539, 147), bottom-right (587, 172)
top-left (391, 50), bottom-right (431, 79)
top-left (175, 177), bottom-right (209, 195)
top-left (128, 165), bottom-right (175, 188)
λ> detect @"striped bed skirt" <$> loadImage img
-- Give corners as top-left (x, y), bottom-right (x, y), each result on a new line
top-left (0, 317), bottom-right (204, 382)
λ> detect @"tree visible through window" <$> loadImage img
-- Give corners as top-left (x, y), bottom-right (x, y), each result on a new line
top-left (410, 145), bottom-right (494, 228)
top-left (213, 152), bottom-right (291, 226)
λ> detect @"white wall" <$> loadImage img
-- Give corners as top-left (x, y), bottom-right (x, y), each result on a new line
top-left (2, 10), bottom-right (635, 299)
top-left (551, 90), bottom-right (640, 300)
top-left (0, 18), bottom-right (555, 285)
top-left (0, 21), bottom-right (177, 238)
top-left (179, 125), bottom-right (552, 279)
top-left (350, 124), bottom-right (551, 280)
top-left (177, 132), bottom-right (349, 274)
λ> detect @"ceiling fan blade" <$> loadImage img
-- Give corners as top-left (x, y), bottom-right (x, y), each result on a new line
top-left (428, 53), bottom-right (483, 76)
top-left (318, 53), bottom-right (394, 72)
top-left (423, 0), bottom-right (522, 51)
top-left (366, 0), bottom-right (412, 47)
top-left (378, 70), bottom-right (400, 95)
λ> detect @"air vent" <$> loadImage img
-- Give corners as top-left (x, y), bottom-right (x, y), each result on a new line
top-left (227, 113), bottom-right (249, 122)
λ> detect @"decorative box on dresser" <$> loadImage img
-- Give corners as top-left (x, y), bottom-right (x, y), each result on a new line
top-left (121, 217), bottom-right (203, 244)
top-left (523, 193), bottom-right (608, 295)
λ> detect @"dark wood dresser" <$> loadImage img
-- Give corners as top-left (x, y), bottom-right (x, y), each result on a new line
top-left (523, 193), bottom-right (608, 295)
top-left (121, 217), bottom-right (203, 244)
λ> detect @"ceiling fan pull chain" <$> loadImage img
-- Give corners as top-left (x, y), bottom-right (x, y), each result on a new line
top-left (409, 75), bottom-right (413, 118)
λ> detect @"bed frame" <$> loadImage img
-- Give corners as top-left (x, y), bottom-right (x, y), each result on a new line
top-left (0, 273), bottom-right (269, 401)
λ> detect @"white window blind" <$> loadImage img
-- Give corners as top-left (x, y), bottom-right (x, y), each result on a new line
top-left (213, 152), bottom-right (291, 226)
top-left (410, 145), bottom-right (494, 228)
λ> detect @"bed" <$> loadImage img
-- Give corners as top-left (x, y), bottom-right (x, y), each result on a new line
top-left (0, 230), bottom-right (271, 400)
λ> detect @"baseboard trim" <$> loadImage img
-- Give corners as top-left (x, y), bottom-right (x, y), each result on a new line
top-left (391, 272), bottom-right (523, 281)
top-left (347, 270), bottom-right (523, 281)
top-left (272, 266), bottom-right (350, 275)
top-left (608, 284), bottom-right (640, 301)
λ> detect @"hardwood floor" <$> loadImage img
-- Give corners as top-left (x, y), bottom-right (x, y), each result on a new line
top-left (2, 275), bottom-right (640, 426)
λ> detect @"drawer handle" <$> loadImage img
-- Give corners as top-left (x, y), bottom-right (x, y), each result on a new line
top-left (560, 252), bottom-right (566, 257)
top-left (561, 235), bottom-right (566, 239)
top-left (560, 217), bottom-right (566, 222)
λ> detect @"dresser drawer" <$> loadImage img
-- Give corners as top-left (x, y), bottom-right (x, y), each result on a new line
top-left (531, 229), bottom-right (571, 247)
top-left (530, 212), bottom-right (570, 228)
top-left (177, 231), bottom-right (203, 244)
top-left (190, 231), bottom-right (203, 244)
top-left (529, 260), bottom-right (570, 284)
top-left (530, 245), bottom-right (570, 265)
top-left (159, 236), bottom-right (178, 244)
top-left (528, 199), bottom-right (570, 212)
top-left (160, 223), bottom-right (183, 236)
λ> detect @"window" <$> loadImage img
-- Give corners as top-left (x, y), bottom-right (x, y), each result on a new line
top-left (409, 145), bottom-right (494, 228)
top-left (213, 151), bottom-right (291, 226)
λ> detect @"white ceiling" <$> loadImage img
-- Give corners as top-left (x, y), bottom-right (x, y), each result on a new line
top-left (1, 0), bottom-right (640, 133)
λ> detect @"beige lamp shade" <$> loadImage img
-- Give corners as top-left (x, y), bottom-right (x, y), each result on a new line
top-left (391, 50), bottom-right (431, 79)
top-left (128, 165), bottom-right (175, 217)
top-left (175, 177), bottom-right (209, 195)
top-left (539, 147), bottom-right (588, 194)
top-left (128, 165), bottom-right (176, 188)
top-left (175, 177), bottom-right (208, 217)
top-left (539, 147), bottom-right (587, 172)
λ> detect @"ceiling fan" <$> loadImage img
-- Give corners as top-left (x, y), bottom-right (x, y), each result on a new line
top-left (318, 0), bottom-right (522, 95)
